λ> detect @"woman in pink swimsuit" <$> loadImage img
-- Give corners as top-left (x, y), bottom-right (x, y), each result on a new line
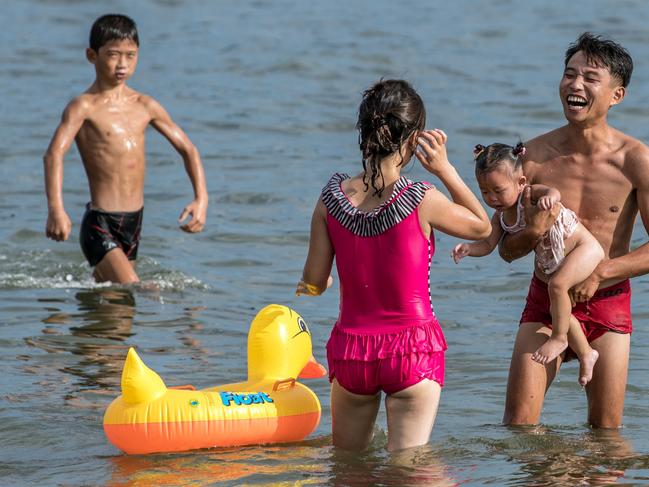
top-left (452, 142), bottom-right (603, 386)
top-left (297, 79), bottom-right (491, 451)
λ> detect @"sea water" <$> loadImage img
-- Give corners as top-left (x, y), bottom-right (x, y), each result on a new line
top-left (1, 0), bottom-right (649, 485)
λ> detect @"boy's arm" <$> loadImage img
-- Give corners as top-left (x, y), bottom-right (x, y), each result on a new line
top-left (146, 97), bottom-right (208, 233)
top-left (43, 98), bottom-right (87, 241)
top-left (452, 212), bottom-right (502, 262)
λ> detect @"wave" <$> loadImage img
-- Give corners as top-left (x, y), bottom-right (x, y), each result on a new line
top-left (0, 250), bottom-right (207, 291)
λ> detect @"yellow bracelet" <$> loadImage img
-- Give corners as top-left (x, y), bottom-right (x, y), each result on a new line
top-left (297, 280), bottom-right (322, 296)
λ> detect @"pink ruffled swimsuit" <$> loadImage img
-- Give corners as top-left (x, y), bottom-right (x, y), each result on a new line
top-left (500, 189), bottom-right (579, 275)
top-left (322, 173), bottom-right (447, 395)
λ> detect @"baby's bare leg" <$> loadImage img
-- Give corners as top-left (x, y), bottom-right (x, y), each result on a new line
top-left (567, 315), bottom-right (599, 386)
top-left (531, 277), bottom-right (571, 364)
top-left (532, 229), bottom-right (603, 373)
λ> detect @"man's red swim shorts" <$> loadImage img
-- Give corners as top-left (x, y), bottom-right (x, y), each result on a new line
top-left (520, 274), bottom-right (632, 348)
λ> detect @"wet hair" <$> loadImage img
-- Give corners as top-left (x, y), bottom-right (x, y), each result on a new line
top-left (357, 79), bottom-right (426, 197)
top-left (89, 14), bottom-right (139, 52)
top-left (474, 142), bottom-right (526, 177)
top-left (564, 32), bottom-right (633, 88)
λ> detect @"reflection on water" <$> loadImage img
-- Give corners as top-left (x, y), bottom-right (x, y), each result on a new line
top-left (68, 288), bottom-right (135, 340)
top-left (494, 426), bottom-right (637, 486)
top-left (33, 288), bottom-right (136, 394)
top-left (177, 305), bottom-right (210, 361)
top-left (106, 434), bottom-right (457, 487)
top-left (108, 442), bottom-right (330, 486)
top-left (327, 441), bottom-right (457, 487)
top-left (32, 288), bottom-right (212, 396)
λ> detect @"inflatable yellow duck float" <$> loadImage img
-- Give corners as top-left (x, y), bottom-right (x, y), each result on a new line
top-left (103, 304), bottom-right (327, 454)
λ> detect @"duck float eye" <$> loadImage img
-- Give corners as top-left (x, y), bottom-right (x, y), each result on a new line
top-left (298, 317), bottom-right (309, 334)
top-left (103, 304), bottom-right (327, 454)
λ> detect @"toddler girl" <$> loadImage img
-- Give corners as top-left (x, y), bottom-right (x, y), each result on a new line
top-left (453, 143), bottom-right (603, 385)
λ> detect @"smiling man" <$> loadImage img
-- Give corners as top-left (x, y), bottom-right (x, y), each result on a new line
top-left (498, 32), bottom-right (649, 428)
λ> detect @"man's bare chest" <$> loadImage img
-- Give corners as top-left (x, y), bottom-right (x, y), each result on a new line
top-left (532, 161), bottom-right (632, 218)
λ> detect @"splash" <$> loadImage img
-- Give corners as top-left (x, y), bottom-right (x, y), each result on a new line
top-left (0, 250), bottom-right (207, 291)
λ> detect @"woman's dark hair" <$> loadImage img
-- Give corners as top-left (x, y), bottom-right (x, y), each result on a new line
top-left (474, 142), bottom-right (525, 177)
top-left (565, 32), bottom-right (633, 88)
top-left (357, 79), bottom-right (426, 196)
top-left (89, 14), bottom-right (139, 52)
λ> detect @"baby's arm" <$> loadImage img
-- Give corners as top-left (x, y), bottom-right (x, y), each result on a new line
top-left (452, 212), bottom-right (503, 263)
top-left (146, 96), bottom-right (208, 233)
top-left (296, 199), bottom-right (334, 296)
top-left (498, 186), bottom-right (561, 262)
top-left (43, 97), bottom-right (88, 241)
top-left (529, 184), bottom-right (561, 211)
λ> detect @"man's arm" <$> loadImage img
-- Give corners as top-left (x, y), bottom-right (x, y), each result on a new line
top-left (572, 146), bottom-right (649, 301)
top-left (147, 96), bottom-right (208, 233)
top-left (498, 186), bottom-right (560, 262)
top-left (43, 98), bottom-right (87, 241)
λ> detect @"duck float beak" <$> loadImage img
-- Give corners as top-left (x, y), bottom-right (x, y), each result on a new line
top-left (298, 355), bottom-right (327, 379)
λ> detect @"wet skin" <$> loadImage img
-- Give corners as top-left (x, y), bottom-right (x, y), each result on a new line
top-left (499, 49), bottom-right (649, 428)
top-left (43, 39), bottom-right (208, 282)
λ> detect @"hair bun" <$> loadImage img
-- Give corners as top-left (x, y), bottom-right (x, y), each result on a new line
top-left (473, 144), bottom-right (485, 158)
top-left (371, 113), bottom-right (387, 129)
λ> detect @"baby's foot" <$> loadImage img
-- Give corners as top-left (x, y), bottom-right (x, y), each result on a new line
top-left (578, 349), bottom-right (599, 387)
top-left (531, 337), bottom-right (568, 365)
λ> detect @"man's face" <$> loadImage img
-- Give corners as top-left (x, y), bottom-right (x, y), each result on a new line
top-left (559, 50), bottom-right (623, 124)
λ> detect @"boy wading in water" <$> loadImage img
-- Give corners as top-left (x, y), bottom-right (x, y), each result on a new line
top-left (44, 14), bottom-right (208, 283)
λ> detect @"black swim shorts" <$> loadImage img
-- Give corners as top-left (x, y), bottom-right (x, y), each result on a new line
top-left (79, 203), bottom-right (143, 267)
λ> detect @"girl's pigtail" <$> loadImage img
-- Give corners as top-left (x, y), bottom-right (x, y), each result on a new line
top-left (513, 142), bottom-right (527, 158)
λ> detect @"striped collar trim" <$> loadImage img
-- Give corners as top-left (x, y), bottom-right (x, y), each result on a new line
top-left (322, 172), bottom-right (431, 236)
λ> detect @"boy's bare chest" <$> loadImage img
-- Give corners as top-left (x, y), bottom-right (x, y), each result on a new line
top-left (82, 105), bottom-right (150, 142)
